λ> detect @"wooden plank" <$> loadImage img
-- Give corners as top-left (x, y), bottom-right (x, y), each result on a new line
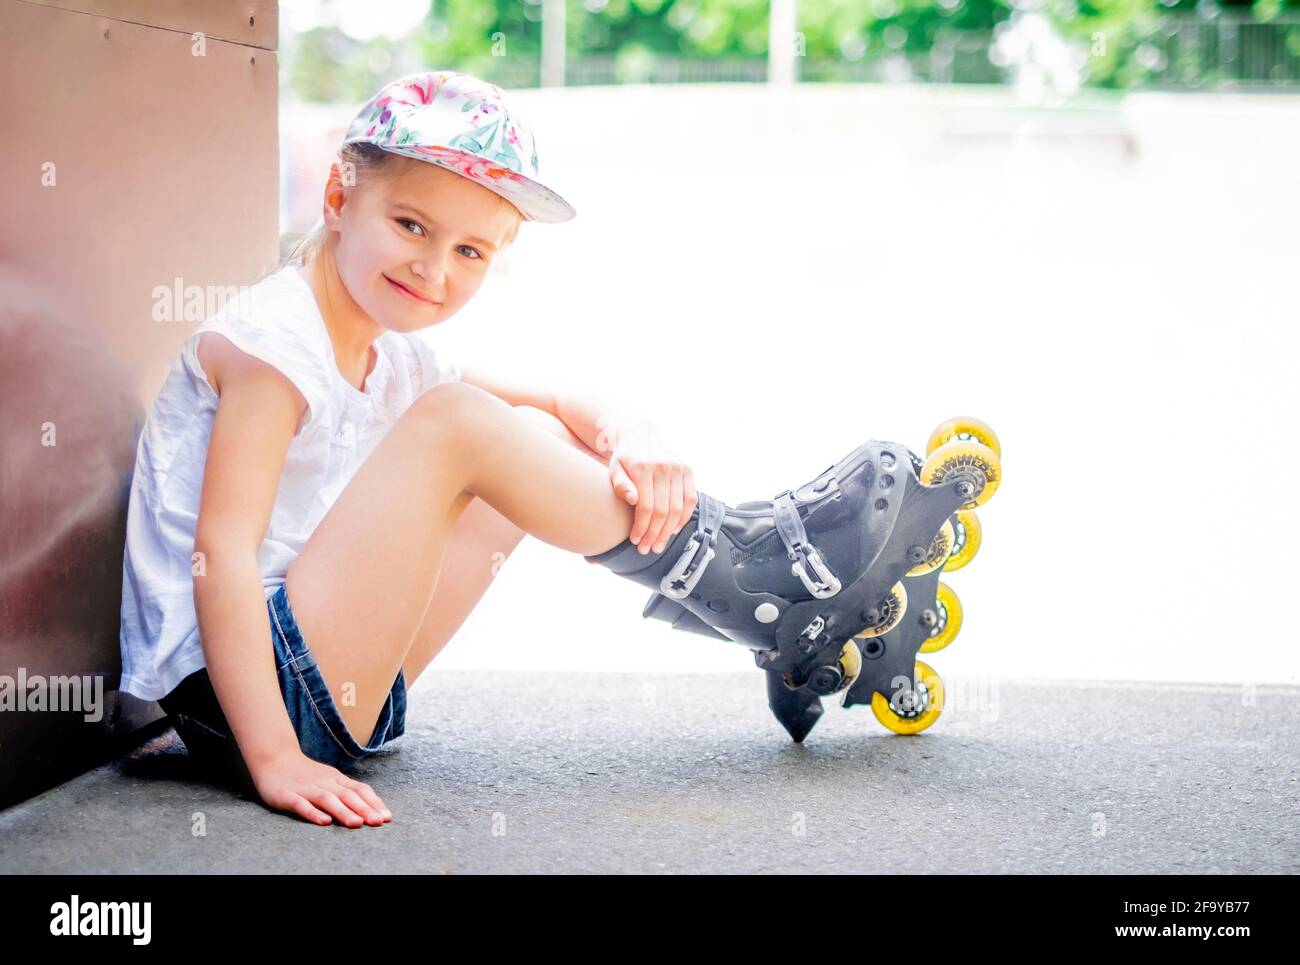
top-left (21, 0), bottom-right (277, 49)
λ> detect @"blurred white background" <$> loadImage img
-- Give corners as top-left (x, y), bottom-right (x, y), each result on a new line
top-left (280, 71), bottom-right (1300, 686)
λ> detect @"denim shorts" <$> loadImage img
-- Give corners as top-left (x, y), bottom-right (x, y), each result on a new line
top-left (158, 583), bottom-right (406, 789)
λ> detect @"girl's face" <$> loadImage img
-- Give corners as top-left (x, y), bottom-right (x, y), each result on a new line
top-left (322, 159), bottom-right (519, 334)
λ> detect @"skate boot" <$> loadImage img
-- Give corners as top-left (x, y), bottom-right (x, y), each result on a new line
top-left (584, 416), bottom-right (1002, 743)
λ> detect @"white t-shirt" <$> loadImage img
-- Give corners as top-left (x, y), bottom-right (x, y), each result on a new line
top-left (118, 263), bottom-right (460, 701)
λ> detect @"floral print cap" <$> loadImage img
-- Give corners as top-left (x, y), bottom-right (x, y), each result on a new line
top-left (342, 70), bottom-right (576, 223)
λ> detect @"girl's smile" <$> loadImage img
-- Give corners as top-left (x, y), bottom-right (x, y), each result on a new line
top-left (384, 273), bottom-right (441, 306)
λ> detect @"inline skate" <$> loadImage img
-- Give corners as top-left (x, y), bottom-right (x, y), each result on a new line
top-left (584, 416), bottom-right (1002, 742)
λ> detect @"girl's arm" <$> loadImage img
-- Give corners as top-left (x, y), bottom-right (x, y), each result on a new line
top-left (457, 363), bottom-right (696, 550)
top-left (459, 363), bottom-right (619, 462)
top-left (191, 333), bottom-right (308, 771)
top-left (458, 363), bottom-right (558, 414)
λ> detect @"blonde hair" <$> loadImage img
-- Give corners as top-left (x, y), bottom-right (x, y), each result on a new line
top-left (281, 141), bottom-right (524, 269)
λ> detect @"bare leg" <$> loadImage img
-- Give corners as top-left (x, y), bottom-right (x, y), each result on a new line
top-left (285, 381), bottom-right (636, 746)
top-left (400, 404), bottom-right (606, 688)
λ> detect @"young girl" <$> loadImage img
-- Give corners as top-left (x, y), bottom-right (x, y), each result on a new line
top-left (120, 69), bottom-right (993, 831)
top-left (119, 70), bottom-right (700, 828)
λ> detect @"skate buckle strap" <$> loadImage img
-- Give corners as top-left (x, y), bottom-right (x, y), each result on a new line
top-left (772, 490), bottom-right (841, 599)
top-left (659, 492), bottom-right (724, 600)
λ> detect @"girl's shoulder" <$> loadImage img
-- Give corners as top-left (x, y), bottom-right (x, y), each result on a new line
top-left (202, 265), bottom-right (328, 349)
top-left (182, 265), bottom-right (335, 429)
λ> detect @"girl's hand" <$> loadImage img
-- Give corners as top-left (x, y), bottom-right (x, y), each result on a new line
top-left (604, 417), bottom-right (698, 555)
top-left (250, 748), bottom-right (392, 828)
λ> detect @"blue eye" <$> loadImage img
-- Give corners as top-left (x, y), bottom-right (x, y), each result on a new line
top-left (396, 217), bottom-right (483, 260)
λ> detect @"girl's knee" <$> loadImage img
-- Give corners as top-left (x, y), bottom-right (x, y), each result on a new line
top-left (409, 380), bottom-right (502, 449)
top-left (416, 379), bottom-right (495, 416)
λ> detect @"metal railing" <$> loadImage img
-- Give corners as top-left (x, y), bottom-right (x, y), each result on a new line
top-left (1136, 14), bottom-right (1300, 87)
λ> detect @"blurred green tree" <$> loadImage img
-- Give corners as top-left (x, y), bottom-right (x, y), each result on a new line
top-left (282, 0), bottom-right (1300, 100)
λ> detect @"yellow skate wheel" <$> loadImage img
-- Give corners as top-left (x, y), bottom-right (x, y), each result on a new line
top-left (838, 639), bottom-right (863, 692)
top-left (942, 510), bottom-right (982, 572)
top-left (919, 582), bottom-right (963, 654)
top-left (854, 581), bottom-right (908, 639)
top-left (871, 659), bottom-right (945, 735)
top-left (785, 640), bottom-right (863, 699)
top-left (907, 518), bottom-right (955, 577)
top-left (926, 416), bottom-right (1001, 459)
top-left (921, 440), bottom-right (1001, 509)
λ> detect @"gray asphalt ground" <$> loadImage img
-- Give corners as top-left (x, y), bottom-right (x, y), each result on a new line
top-left (1, 672), bottom-right (1296, 874)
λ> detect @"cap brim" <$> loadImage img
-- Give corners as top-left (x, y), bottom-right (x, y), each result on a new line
top-left (364, 143), bottom-right (576, 223)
